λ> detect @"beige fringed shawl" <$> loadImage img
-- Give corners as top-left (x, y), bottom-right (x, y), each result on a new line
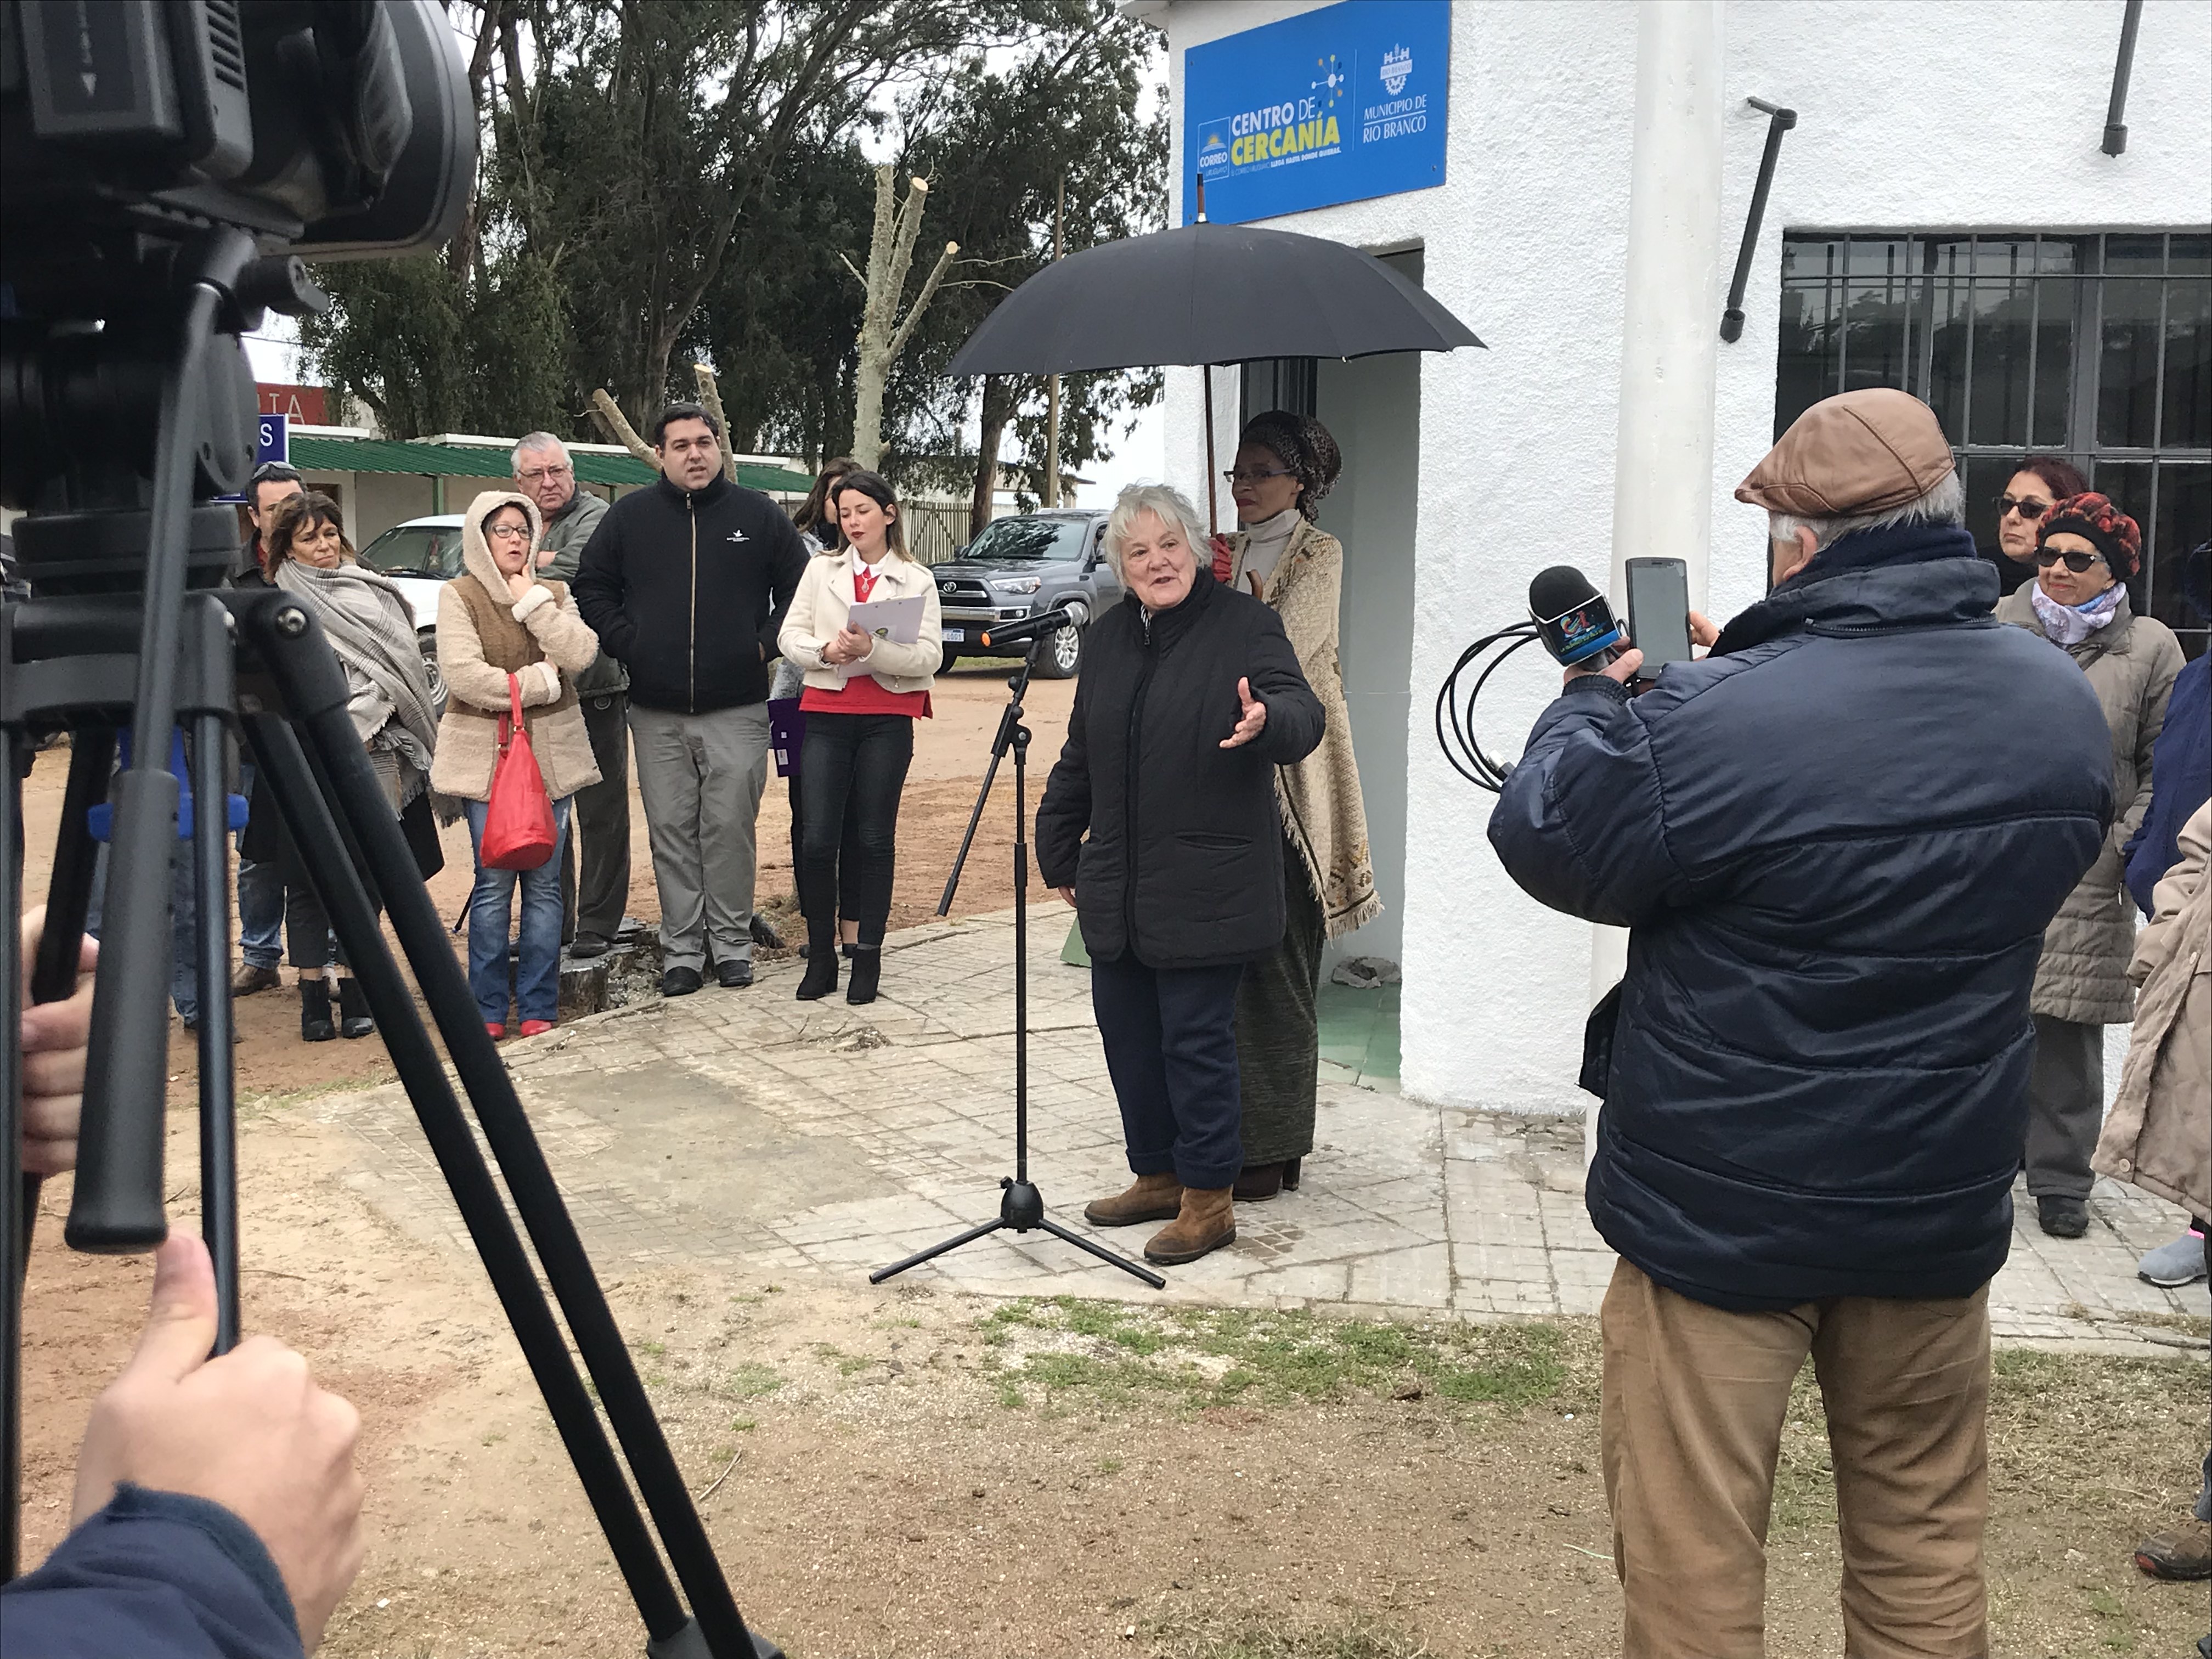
top-left (1226, 517), bottom-right (1383, 938)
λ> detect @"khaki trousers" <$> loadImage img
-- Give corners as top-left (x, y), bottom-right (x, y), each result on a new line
top-left (1600, 1259), bottom-right (1990, 1659)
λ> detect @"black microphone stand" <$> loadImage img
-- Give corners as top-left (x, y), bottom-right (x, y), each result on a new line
top-left (870, 645), bottom-right (1163, 1289)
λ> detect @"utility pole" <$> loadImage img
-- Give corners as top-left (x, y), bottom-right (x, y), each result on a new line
top-left (1589, 0), bottom-right (1725, 1161)
top-left (1042, 174), bottom-right (1065, 507)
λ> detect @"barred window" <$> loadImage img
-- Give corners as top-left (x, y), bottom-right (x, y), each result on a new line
top-left (1777, 231), bottom-right (2211, 656)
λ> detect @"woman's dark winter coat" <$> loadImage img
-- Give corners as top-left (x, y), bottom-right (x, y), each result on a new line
top-left (1037, 568), bottom-right (1324, 970)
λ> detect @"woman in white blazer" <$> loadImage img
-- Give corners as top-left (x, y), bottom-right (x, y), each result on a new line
top-left (776, 469), bottom-right (942, 1005)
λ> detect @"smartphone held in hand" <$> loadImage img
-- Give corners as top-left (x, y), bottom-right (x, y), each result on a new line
top-left (1626, 557), bottom-right (1693, 685)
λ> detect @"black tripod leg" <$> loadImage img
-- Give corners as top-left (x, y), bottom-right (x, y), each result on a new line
top-left (868, 1217), bottom-right (1007, 1285)
top-left (245, 595), bottom-right (766, 1659)
top-left (188, 716), bottom-right (239, 1352)
top-left (242, 713), bottom-right (694, 1648)
top-left (1032, 1216), bottom-right (1166, 1289)
top-left (1, 729), bottom-right (24, 1582)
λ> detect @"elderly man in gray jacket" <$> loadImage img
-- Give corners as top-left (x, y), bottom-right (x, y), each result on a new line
top-left (514, 432), bottom-right (628, 956)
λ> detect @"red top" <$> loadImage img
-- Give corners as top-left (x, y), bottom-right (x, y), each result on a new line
top-left (798, 555), bottom-right (932, 717)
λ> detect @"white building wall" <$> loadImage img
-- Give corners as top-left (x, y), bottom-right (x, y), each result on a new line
top-left (1159, 0), bottom-right (2212, 1115)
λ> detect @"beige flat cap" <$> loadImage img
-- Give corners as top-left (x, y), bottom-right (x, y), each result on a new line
top-left (1735, 388), bottom-right (1955, 517)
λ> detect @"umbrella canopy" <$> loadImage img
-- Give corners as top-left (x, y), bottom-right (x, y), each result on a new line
top-left (944, 221), bottom-right (1482, 377)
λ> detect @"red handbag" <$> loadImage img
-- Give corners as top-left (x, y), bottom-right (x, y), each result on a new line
top-left (481, 671), bottom-right (558, 871)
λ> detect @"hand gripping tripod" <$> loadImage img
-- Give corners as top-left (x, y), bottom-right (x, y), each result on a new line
top-left (0, 231), bottom-right (777, 1657)
top-left (869, 648), bottom-right (1164, 1290)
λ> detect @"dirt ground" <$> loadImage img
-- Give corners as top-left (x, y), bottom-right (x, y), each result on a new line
top-left (15, 666), bottom-right (2212, 1656)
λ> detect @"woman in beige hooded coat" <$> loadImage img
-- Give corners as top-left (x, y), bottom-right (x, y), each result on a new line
top-left (432, 492), bottom-right (602, 1037)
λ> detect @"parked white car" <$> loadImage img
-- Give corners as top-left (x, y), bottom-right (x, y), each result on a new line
top-left (356, 514), bottom-right (465, 717)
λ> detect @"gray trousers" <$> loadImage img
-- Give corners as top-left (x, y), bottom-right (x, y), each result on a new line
top-left (627, 702), bottom-right (770, 973)
top-left (560, 691), bottom-right (633, 943)
top-left (2024, 1013), bottom-right (2103, 1200)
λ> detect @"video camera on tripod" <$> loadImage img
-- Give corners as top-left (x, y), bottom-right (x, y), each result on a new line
top-left (2, 5), bottom-right (774, 1652)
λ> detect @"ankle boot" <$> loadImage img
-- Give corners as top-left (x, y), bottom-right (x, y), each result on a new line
top-left (1144, 1186), bottom-right (1236, 1266)
top-left (1234, 1162), bottom-right (1288, 1201)
top-left (795, 917), bottom-right (839, 1001)
top-left (300, 978), bottom-right (336, 1042)
top-left (1083, 1171), bottom-right (1183, 1227)
top-left (336, 977), bottom-right (375, 1039)
top-left (845, 946), bottom-right (881, 1005)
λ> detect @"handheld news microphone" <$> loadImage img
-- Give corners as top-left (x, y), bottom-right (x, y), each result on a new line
top-left (1528, 566), bottom-right (1626, 668)
top-left (981, 606), bottom-right (1079, 648)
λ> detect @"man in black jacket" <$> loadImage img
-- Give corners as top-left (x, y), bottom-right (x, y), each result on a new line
top-left (1489, 391), bottom-right (2113, 1658)
top-left (573, 404), bottom-right (809, 996)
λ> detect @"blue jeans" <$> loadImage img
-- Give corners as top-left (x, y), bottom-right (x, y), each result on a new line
top-left (464, 796), bottom-right (571, 1026)
top-left (235, 759), bottom-right (285, 970)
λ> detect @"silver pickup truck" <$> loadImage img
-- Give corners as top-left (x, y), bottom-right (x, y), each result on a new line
top-left (932, 509), bottom-right (1123, 679)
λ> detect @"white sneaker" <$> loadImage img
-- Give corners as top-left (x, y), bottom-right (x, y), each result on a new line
top-left (2136, 1233), bottom-right (2208, 1288)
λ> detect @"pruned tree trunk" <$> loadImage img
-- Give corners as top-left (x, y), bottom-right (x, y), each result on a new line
top-left (969, 375), bottom-right (1014, 541)
top-left (850, 166), bottom-right (959, 472)
top-left (692, 362), bottom-right (738, 482)
top-left (589, 388), bottom-right (656, 467)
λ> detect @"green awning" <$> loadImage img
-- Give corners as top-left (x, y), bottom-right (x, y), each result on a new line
top-left (287, 435), bottom-right (814, 494)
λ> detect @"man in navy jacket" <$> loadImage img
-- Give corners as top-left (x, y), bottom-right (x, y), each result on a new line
top-left (1489, 390), bottom-right (2112, 1659)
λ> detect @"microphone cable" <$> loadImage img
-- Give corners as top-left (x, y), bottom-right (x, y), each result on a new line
top-left (1434, 619), bottom-right (1544, 793)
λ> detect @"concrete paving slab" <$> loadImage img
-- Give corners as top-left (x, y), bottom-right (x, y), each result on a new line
top-left (308, 907), bottom-right (2211, 1357)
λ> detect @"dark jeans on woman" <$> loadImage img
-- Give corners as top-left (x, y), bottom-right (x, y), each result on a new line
top-left (1234, 834), bottom-right (1325, 1167)
top-left (1092, 951), bottom-right (1245, 1190)
top-left (798, 711), bottom-right (913, 947)
top-left (2024, 1013), bottom-right (2103, 1199)
top-left (277, 749), bottom-right (401, 970)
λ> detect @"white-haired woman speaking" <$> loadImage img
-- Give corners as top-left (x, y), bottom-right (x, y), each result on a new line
top-left (1037, 484), bottom-right (1325, 1266)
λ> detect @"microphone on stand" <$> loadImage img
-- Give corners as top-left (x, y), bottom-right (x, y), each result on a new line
top-left (981, 606), bottom-right (1079, 649)
top-left (1528, 566), bottom-right (1626, 669)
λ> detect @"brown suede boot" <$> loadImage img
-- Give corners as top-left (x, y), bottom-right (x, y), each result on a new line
top-left (1144, 1186), bottom-right (1235, 1265)
top-left (1084, 1172), bottom-right (1183, 1227)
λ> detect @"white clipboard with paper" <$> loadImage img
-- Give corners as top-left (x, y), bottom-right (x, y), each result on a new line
top-left (833, 593), bottom-right (926, 677)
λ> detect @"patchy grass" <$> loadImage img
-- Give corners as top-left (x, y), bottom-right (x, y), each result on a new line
top-left (975, 1298), bottom-right (1583, 1414)
top-left (1143, 1609), bottom-right (1435, 1659)
top-left (719, 1361), bottom-right (783, 1401)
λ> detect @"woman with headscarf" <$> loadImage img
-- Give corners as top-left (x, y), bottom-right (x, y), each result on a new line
top-left (1212, 411), bottom-right (1382, 1200)
top-left (260, 491), bottom-right (441, 1042)
top-left (433, 492), bottom-right (603, 1039)
top-left (1994, 492), bottom-right (2183, 1238)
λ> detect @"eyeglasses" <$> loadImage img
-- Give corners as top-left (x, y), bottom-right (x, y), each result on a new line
top-left (2034, 548), bottom-right (2104, 573)
top-left (486, 523), bottom-right (533, 542)
top-left (517, 464), bottom-right (572, 483)
top-left (1996, 494), bottom-right (2053, 520)
top-left (1223, 466), bottom-right (1295, 486)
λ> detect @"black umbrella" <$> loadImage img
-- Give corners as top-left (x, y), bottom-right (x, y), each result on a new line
top-left (945, 206), bottom-right (1483, 531)
top-left (944, 220), bottom-right (1482, 376)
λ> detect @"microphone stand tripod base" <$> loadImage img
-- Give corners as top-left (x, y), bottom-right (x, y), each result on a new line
top-left (870, 1177), bottom-right (1165, 1289)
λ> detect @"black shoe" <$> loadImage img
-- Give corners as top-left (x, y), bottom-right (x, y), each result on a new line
top-left (845, 947), bottom-right (881, 1006)
top-left (337, 976), bottom-right (376, 1039)
top-left (796, 918), bottom-right (838, 1000)
top-left (568, 933), bottom-right (612, 960)
top-left (2037, 1194), bottom-right (2089, 1238)
top-left (300, 979), bottom-right (336, 1043)
top-left (661, 966), bottom-right (704, 997)
top-left (749, 913), bottom-right (784, 950)
top-left (716, 959), bottom-right (754, 989)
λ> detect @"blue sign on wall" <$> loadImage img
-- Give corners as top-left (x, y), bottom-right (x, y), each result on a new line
top-left (218, 413), bottom-right (286, 504)
top-left (1182, 0), bottom-right (1450, 227)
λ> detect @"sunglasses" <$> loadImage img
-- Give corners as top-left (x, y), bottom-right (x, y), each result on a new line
top-left (1995, 494), bottom-right (2053, 520)
top-left (2034, 548), bottom-right (2105, 573)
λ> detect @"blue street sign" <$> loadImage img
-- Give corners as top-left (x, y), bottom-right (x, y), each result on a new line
top-left (1183, 0), bottom-right (1451, 227)
top-left (217, 411), bottom-right (287, 503)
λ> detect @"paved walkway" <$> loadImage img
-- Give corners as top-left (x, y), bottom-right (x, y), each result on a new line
top-left (313, 908), bottom-right (2208, 1355)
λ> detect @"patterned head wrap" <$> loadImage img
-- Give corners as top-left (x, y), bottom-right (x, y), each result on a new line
top-left (2039, 492), bottom-right (2141, 579)
top-left (1239, 411), bottom-right (1342, 523)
